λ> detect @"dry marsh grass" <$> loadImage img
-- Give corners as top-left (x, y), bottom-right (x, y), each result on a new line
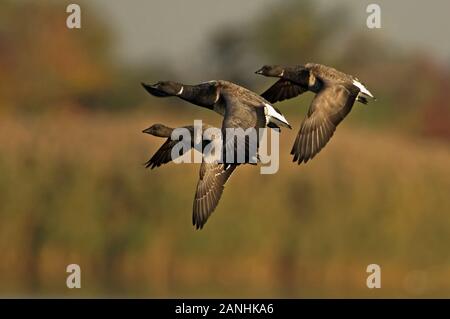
top-left (0, 111), bottom-right (449, 297)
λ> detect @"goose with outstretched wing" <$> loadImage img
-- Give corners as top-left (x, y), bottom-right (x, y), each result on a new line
top-left (142, 80), bottom-right (291, 229)
top-left (256, 63), bottom-right (375, 164)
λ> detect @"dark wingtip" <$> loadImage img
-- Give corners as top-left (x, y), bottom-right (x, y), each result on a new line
top-left (143, 161), bottom-right (152, 169)
top-left (192, 217), bottom-right (204, 230)
top-left (143, 158), bottom-right (159, 169)
top-left (195, 218), bottom-right (205, 230)
top-left (141, 82), bottom-right (152, 91)
top-left (291, 152), bottom-right (306, 165)
top-left (141, 82), bottom-right (154, 94)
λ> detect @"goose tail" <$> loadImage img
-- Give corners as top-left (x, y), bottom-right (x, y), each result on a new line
top-left (264, 103), bottom-right (291, 129)
top-left (353, 80), bottom-right (375, 100)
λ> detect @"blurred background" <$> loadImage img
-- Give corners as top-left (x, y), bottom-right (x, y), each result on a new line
top-left (0, 0), bottom-right (449, 297)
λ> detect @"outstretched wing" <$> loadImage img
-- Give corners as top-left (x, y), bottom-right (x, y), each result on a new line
top-left (192, 163), bottom-right (236, 229)
top-left (145, 125), bottom-right (212, 169)
top-left (145, 138), bottom-right (194, 169)
top-left (192, 89), bottom-right (268, 229)
top-left (291, 84), bottom-right (357, 164)
top-left (261, 79), bottom-right (307, 103)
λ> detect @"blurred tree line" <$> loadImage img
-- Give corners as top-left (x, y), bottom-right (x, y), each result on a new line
top-left (207, 0), bottom-right (450, 141)
top-left (0, 0), bottom-right (448, 140)
top-left (0, 1), bottom-right (156, 113)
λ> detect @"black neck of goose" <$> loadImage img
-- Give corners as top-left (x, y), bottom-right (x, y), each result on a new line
top-left (178, 84), bottom-right (217, 110)
top-left (283, 67), bottom-right (310, 88)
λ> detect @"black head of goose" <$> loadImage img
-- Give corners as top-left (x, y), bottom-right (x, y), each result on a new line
top-left (142, 123), bottom-right (174, 138)
top-left (255, 63), bottom-right (376, 164)
top-left (143, 122), bottom-right (235, 230)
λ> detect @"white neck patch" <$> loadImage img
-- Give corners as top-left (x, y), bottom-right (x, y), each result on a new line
top-left (176, 86), bottom-right (184, 96)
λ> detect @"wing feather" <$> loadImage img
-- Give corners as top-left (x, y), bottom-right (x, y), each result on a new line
top-left (261, 79), bottom-right (307, 103)
top-left (192, 163), bottom-right (236, 229)
top-left (291, 84), bottom-right (357, 164)
top-left (144, 139), bottom-right (185, 169)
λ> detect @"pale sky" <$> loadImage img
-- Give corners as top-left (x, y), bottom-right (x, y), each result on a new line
top-left (90, 0), bottom-right (450, 67)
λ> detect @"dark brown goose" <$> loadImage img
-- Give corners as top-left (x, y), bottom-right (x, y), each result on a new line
top-left (255, 63), bottom-right (375, 164)
top-left (142, 80), bottom-right (291, 229)
top-left (143, 123), bottom-right (235, 229)
top-left (142, 123), bottom-right (213, 169)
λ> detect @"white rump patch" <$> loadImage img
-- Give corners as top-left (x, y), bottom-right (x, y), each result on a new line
top-left (353, 80), bottom-right (374, 98)
top-left (200, 80), bottom-right (217, 85)
top-left (264, 103), bottom-right (291, 128)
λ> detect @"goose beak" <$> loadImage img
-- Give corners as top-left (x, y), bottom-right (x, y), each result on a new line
top-left (142, 127), bottom-right (152, 134)
top-left (255, 68), bottom-right (263, 75)
top-left (141, 82), bottom-right (169, 97)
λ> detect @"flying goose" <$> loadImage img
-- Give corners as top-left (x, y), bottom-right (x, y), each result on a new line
top-left (142, 123), bottom-right (213, 169)
top-left (143, 123), bottom-right (235, 229)
top-left (141, 80), bottom-right (291, 229)
top-left (255, 63), bottom-right (375, 164)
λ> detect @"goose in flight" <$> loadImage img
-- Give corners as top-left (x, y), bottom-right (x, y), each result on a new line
top-left (142, 80), bottom-right (291, 229)
top-left (143, 123), bottom-right (235, 229)
top-left (255, 63), bottom-right (375, 164)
